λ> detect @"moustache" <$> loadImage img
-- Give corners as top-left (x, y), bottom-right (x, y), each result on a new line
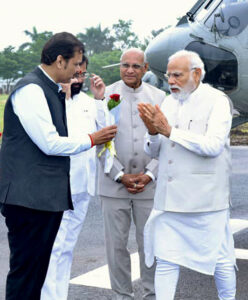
top-left (169, 85), bottom-right (182, 92)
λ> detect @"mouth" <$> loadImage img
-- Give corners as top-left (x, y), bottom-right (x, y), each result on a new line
top-left (125, 75), bottom-right (136, 79)
top-left (170, 88), bottom-right (180, 93)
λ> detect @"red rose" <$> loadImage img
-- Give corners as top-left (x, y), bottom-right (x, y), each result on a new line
top-left (110, 94), bottom-right (120, 102)
top-left (0, 132), bottom-right (2, 138)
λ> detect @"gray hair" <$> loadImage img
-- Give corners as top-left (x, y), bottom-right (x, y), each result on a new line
top-left (120, 48), bottom-right (147, 63)
top-left (168, 50), bottom-right (206, 81)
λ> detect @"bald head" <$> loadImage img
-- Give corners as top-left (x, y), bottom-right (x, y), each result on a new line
top-left (120, 48), bottom-right (147, 63)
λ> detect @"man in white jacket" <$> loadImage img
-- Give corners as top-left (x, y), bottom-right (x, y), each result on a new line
top-left (138, 50), bottom-right (236, 300)
top-left (41, 56), bottom-right (107, 300)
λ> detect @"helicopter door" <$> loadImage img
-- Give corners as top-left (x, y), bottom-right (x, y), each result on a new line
top-left (186, 41), bottom-right (238, 92)
top-left (205, 0), bottom-right (248, 37)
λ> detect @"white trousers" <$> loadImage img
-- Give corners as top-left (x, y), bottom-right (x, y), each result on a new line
top-left (41, 192), bottom-right (90, 300)
top-left (155, 250), bottom-right (236, 300)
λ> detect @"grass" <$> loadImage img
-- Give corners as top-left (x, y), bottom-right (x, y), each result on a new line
top-left (0, 94), bottom-right (7, 135)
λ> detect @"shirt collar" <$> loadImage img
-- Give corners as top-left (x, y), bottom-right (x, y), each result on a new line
top-left (38, 65), bottom-right (62, 92)
top-left (121, 80), bottom-right (143, 93)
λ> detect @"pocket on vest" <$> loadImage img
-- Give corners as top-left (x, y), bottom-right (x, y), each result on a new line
top-left (27, 164), bottom-right (68, 207)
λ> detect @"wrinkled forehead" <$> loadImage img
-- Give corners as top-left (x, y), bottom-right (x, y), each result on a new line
top-left (167, 56), bottom-right (190, 73)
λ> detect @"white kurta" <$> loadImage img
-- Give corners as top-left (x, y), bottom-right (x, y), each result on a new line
top-left (144, 209), bottom-right (235, 275)
top-left (66, 92), bottom-right (100, 196)
top-left (143, 83), bottom-right (235, 275)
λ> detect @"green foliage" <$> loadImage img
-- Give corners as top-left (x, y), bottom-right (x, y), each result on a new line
top-left (18, 27), bottom-right (53, 75)
top-left (87, 50), bottom-right (122, 86)
top-left (77, 24), bottom-right (115, 56)
top-left (112, 19), bottom-right (141, 50)
top-left (0, 27), bottom-right (52, 93)
top-left (0, 47), bottom-right (22, 93)
top-left (0, 22), bottom-right (169, 92)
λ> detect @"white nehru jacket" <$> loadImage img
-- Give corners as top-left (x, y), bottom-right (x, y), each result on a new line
top-left (145, 83), bottom-right (233, 213)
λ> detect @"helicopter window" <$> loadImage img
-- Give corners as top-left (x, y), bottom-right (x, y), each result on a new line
top-left (186, 42), bottom-right (237, 92)
top-left (205, 0), bottom-right (248, 36)
top-left (195, 0), bottom-right (215, 22)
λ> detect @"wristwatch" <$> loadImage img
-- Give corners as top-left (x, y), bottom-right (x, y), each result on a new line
top-left (116, 174), bottom-right (123, 183)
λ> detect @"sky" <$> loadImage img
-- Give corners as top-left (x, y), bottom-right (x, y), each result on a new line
top-left (0, 0), bottom-right (196, 51)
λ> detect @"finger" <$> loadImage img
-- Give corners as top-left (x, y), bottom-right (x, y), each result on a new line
top-left (127, 188), bottom-right (138, 194)
top-left (144, 103), bottom-right (156, 114)
top-left (71, 78), bottom-right (79, 84)
top-left (133, 188), bottom-right (145, 193)
top-left (93, 78), bottom-right (103, 87)
top-left (106, 125), bottom-right (118, 130)
top-left (155, 104), bottom-right (163, 114)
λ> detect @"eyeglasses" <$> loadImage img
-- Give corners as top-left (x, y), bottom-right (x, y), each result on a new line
top-left (164, 68), bottom-right (196, 80)
top-left (74, 72), bottom-right (90, 79)
top-left (120, 63), bottom-right (145, 70)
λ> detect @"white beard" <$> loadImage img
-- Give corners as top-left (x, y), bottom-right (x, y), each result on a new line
top-left (170, 76), bottom-right (196, 102)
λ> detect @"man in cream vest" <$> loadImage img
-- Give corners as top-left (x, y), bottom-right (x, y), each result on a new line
top-left (138, 50), bottom-right (236, 300)
top-left (98, 48), bottom-right (165, 300)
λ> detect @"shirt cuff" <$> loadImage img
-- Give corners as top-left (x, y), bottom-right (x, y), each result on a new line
top-left (147, 133), bottom-right (160, 142)
top-left (85, 135), bottom-right (93, 149)
top-left (145, 170), bottom-right (155, 182)
top-left (114, 171), bottom-right (124, 182)
top-left (95, 97), bottom-right (107, 106)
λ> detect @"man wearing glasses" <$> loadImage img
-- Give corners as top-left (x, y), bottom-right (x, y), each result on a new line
top-left (98, 48), bottom-right (166, 300)
top-left (41, 56), bottom-right (108, 300)
top-left (138, 50), bottom-right (236, 299)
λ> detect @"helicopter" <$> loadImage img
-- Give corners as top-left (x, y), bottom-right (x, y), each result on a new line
top-left (145, 0), bottom-right (248, 127)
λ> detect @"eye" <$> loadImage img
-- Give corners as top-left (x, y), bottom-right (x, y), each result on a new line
top-left (133, 64), bottom-right (141, 69)
top-left (121, 63), bottom-right (130, 68)
top-left (174, 73), bottom-right (180, 78)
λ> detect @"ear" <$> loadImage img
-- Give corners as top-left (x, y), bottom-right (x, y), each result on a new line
top-left (56, 55), bottom-right (65, 69)
top-left (193, 68), bottom-right (202, 82)
top-left (143, 62), bottom-right (149, 73)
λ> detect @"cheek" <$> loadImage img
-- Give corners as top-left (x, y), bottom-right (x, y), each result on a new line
top-left (120, 70), bottom-right (125, 78)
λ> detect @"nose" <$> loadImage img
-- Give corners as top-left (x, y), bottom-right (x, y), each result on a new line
top-left (168, 76), bottom-right (176, 85)
top-left (126, 66), bottom-right (135, 72)
top-left (75, 64), bottom-right (81, 73)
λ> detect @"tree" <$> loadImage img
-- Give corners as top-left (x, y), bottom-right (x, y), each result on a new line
top-left (112, 19), bottom-right (141, 50)
top-left (77, 25), bottom-right (115, 56)
top-left (19, 26), bottom-right (52, 51)
top-left (0, 47), bottom-right (21, 93)
top-left (87, 50), bottom-right (122, 86)
top-left (18, 27), bottom-right (53, 74)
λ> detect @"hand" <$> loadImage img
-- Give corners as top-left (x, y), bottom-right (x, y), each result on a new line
top-left (90, 125), bottom-right (117, 145)
top-left (127, 173), bottom-right (152, 194)
top-left (138, 103), bottom-right (158, 135)
top-left (61, 78), bottom-right (78, 100)
top-left (121, 173), bottom-right (145, 194)
top-left (90, 74), bottom-right (105, 100)
top-left (139, 103), bottom-right (171, 137)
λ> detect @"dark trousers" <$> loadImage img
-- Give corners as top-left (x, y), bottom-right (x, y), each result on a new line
top-left (1, 204), bottom-right (63, 300)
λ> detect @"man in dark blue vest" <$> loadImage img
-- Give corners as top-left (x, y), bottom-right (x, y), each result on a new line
top-left (0, 32), bottom-right (117, 300)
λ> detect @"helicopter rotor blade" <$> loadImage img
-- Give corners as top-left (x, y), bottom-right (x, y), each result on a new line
top-left (102, 63), bottom-right (120, 69)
